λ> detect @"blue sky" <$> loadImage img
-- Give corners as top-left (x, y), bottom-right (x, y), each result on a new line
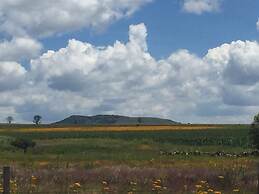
top-left (42, 0), bottom-right (259, 59)
top-left (0, 0), bottom-right (259, 123)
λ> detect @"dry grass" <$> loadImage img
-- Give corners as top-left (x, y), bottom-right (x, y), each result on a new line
top-left (8, 162), bottom-right (257, 194)
top-left (11, 125), bottom-right (225, 133)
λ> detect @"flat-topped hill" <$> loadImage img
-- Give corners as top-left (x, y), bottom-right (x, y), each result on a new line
top-left (53, 115), bottom-right (179, 125)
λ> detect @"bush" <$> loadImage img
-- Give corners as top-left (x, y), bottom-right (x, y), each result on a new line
top-left (11, 138), bottom-right (36, 153)
top-left (250, 113), bottom-right (259, 150)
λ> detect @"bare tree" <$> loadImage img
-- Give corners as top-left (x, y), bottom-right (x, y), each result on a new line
top-left (33, 115), bottom-right (42, 125)
top-left (6, 116), bottom-right (14, 124)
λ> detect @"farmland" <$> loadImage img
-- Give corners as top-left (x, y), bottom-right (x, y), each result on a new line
top-left (0, 124), bottom-right (258, 193)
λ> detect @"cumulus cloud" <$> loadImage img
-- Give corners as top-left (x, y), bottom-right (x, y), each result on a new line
top-left (182, 0), bottom-right (221, 14)
top-left (0, 0), bottom-right (152, 37)
top-left (205, 40), bottom-right (259, 108)
top-left (25, 24), bottom-right (259, 123)
top-left (206, 40), bottom-right (259, 84)
top-left (0, 61), bottom-right (26, 91)
top-left (0, 24), bottom-right (259, 123)
top-left (0, 37), bottom-right (42, 61)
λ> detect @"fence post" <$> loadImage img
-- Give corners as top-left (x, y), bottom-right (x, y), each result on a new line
top-left (3, 167), bottom-right (10, 194)
top-left (257, 162), bottom-right (259, 194)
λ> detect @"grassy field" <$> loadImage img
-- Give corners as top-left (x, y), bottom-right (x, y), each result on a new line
top-left (0, 124), bottom-right (257, 193)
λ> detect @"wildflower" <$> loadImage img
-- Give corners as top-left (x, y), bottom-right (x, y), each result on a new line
top-left (31, 176), bottom-right (37, 181)
top-left (154, 185), bottom-right (161, 189)
top-left (130, 181), bottom-right (137, 185)
top-left (74, 182), bottom-right (81, 188)
top-left (103, 187), bottom-right (110, 191)
top-left (102, 181), bottom-right (108, 185)
top-left (195, 184), bottom-right (202, 188)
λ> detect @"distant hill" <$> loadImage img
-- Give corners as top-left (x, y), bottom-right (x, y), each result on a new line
top-left (53, 115), bottom-right (179, 125)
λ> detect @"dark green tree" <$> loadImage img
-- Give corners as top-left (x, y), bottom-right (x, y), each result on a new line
top-left (33, 115), bottom-right (42, 125)
top-left (10, 138), bottom-right (36, 153)
top-left (137, 117), bottom-right (142, 125)
top-left (250, 113), bottom-right (259, 150)
top-left (6, 116), bottom-right (14, 124)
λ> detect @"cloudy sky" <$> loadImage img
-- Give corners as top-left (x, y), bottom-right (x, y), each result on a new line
top-left (0, 0), bottom-right (259, 124)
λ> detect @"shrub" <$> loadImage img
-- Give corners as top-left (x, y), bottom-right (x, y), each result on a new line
top-left (11, 138), bottom-right (36, 153)
top-left (250, 113), bottom-right (259, 150)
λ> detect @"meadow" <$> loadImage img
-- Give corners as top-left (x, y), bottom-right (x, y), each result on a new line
top-left (0, 124), bottom-right (258, 193)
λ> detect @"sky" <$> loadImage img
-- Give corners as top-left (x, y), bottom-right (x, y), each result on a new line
top-left (0, 0), bottom-right (259, 124)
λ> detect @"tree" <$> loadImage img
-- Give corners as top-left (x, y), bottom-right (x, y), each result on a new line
top-left (250, 113), bottom-right (259, 150)
top-left (6, 116), bottom-right (14, 124)
top-left (33, 115), bottom-right (42, 125)
top-left (137, 117), bottom-right (142, 126)
top-left (254, 113), bottom-right (259, 123)
top-left (10, 138), bottom-right (36, 153)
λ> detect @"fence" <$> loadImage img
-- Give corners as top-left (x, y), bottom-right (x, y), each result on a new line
top-left (1, 167), bottom-right (10, 194)
top-left (1, 165), bottom-right (259, 194)
top-left (258, 163), bottom-right (259, 194)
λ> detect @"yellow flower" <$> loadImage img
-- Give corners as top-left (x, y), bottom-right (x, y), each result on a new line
top-left (195, 184), bottom-right (202, 188)
top-left (130, 181), bottom-right (137, 185)
top-left (103, 187), bottom-right (110, 191)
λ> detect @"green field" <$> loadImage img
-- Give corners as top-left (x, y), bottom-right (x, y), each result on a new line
top-left (0, 124), bottom-right (257, 193)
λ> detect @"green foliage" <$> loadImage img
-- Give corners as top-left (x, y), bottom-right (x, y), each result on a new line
top-left (249, 113), bottom-right (259, 150)
top-left (11, 138), bottom-right (36, 153)
top-left (33, 115), bottom-right (42, 125)
top-left (250, 127), bottom-right (259, 150)
top-left (6, 116), bottom-right (14, 124)
top-left (254, 113), bottom-right (259, 123)
top-left (2, 125), bottom-right (251, 147)
top-left (0, 124), bottom-right (252, 163)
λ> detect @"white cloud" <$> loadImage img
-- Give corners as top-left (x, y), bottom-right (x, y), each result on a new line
top-left (1, 24), bottom-right (259, 124)
top-left (257, 18), bottom-right (259, 31)
top-left (183, 0), bottom-right (221, 14)
top-left (0, 0), bottom-right (152, 38)
top-left (0, 61), bottom-right (26, 91)
top-left (206, 40), bottom-right (259, 85)
top-left (205, 40), bottom-right (259, 108)
top-left (0, 37), bottom-right (42, 61)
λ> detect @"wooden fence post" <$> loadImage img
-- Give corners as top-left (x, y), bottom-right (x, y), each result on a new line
top-left (257, 162), bottom-right (259, 194)
top-left (3, 167), bottom-right (10, 194)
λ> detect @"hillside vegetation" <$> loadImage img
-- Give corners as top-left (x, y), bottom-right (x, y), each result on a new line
top-left (0, 124), bottom-right (257, 193)
top-left (53, 115), bottom-right (179, 125)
